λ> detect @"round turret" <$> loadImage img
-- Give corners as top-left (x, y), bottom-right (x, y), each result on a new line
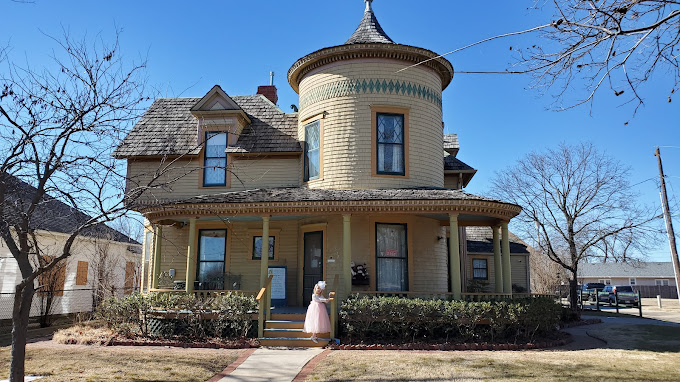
top-left (288, 1), bottom-right (454, 190)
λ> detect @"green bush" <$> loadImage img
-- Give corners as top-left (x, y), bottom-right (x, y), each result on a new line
top-left (340, 295), bottom-right (561, 344)
top-left (96, 292), bottom-right (257, 339)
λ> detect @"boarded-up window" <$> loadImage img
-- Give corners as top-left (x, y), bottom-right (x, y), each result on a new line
top-left (38, 256), bottom-right (66, 296)
top-left (124, 261), bottom-right (136, 294)
top-left (75, 261), bottom-right (89, 285)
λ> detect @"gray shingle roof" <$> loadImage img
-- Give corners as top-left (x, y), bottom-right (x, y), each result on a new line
top-left (444, 156), bottom-right (475, 172)
top-left (578, 262), bottom-right (675, 278)
top-left (345, 4), bottom-right (394, 44)
top-left (137, 187), bottom-right (513, 208)
top-left (466, 226), bottom-right (530, 254)
top-left (2, 175), bottom-right (137, 244)
top-left (114, 95), bottom-right (301, 157)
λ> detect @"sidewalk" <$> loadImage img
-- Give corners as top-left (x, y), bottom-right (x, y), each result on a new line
top-left (211, 347), bottom-right (324, 382)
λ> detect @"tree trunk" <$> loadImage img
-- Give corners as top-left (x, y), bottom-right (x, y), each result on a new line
top-left (568, 269), bottom-right (580, 317)
top-left (10, 284), bottom-right (35, 382)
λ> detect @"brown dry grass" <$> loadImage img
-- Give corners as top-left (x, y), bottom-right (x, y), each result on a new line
top-left (52, 324), bottom-right (116, 345)
top-left (0, 341), bottom-right (239, 381)
top-left (306, 349), bottom-right (680, 381)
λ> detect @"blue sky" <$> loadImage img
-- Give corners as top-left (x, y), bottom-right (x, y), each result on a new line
top-left (3, 0), bottom-right (679, 261)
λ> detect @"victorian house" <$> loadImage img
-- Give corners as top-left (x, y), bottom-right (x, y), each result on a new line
top-left (114, 0), bottom-right (530, 344)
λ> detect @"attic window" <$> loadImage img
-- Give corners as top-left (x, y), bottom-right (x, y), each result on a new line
top-left (203, 131), bottom-right (227, 187)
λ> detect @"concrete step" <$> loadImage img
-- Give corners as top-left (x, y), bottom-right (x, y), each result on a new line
top-left (259, 337), bottom-right (330, 347)
top-left (265, 320), bottom-right (304, 330)
top-left (263, 328), bottom-right (330, 338)
top-left (270, 313), bottom-right (306, 321)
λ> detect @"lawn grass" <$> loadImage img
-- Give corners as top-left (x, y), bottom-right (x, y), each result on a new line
top-left (593, 324), bottom-right (680, 352)
top-left (305, 349), bottom-right (680, 381)
top-left (0, 342), bottom-right (239, 381)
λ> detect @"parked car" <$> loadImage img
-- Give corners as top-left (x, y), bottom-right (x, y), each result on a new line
top-left (598, 285), bottom-right (639, 306)
top-left (579, 283), bottom-right (606, 302)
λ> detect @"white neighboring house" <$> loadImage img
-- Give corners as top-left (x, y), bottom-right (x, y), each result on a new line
top-left (577, 262), bottom-right (678, 298)
top-left (0, 176), bottom-right (140, 320)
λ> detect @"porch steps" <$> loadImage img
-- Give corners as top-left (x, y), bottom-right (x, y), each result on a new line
top-left (259, 314), bottom-right (330, 348)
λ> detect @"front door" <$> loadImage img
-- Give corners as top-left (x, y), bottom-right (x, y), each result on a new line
top-left (303, 231), bottom-right (323, 306)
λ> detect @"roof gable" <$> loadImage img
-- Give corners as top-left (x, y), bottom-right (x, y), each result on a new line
top-left (191, 85), bottom-right (243, 112)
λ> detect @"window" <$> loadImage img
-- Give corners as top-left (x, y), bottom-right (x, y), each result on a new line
top-left (197, 229), bottom-right (226, 290)
top-left (304, 120), bottom-right (320, 181)
top-left (76, 261), bottom-right (89, 286)
top-left (376, 113), bottom-right (405, 175)
top-left (203, 131), bottom-right (227, 186)
top-left (472, 259), bottom-right (488, 280)
top-left (376, 223), bottom-right (408, 291)
top-left (629, 278), bottom-right (636, 286)
top-left (252, 236), bottom-right (275, 260)
top-left (38, 256), bottom-right (66, 296)
top-left (656, 279), bottom-right (670, 286)
top-left (599, 279), bottom-right (612, 285)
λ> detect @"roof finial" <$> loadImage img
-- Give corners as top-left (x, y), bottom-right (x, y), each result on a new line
top-left (365, 0), bottom-right (373, 12)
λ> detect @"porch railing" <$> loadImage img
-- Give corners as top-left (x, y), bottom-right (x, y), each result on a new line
top-left (148, 288), bottom-right (258, 299)
top-left (256, 274), bottom-right (274, 338)
top-left (329, 274), bottom-right (339, 339)
top-left (351, 291), bottom-right (554, 302)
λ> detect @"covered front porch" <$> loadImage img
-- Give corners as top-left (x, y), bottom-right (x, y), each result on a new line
top-left (140, 188), bottom-right (524, 306)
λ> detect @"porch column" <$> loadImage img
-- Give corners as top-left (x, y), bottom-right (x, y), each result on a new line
top-left (492, 225), bottom-right (503, 293)
top-left (185, 218), bottom-right (197, 293)
top-left (259, 216), bottom-right (271, 287)
top-left (449, 213), bottom-right (462, 300)
top-left (501, 222), bottom-right (512, 294)
top-left (151, 225), bottom-right (163, 289)
top-left (343, 214), bottom-right (352, 299)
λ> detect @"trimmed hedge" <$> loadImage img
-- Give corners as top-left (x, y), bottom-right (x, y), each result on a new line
top-left (96, 292), bottom-right (257, 339)
top-left (340, 295), bottom-right (561, 344)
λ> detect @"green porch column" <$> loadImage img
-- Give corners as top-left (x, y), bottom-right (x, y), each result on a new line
top-left (449, 213), bottom-right (462, 300)
top-left (501, 222), bottom-right (512, 295)
top-left (492, 225), bottom-right (503, 293)
top-left (259, 216), bottom-right (271, 288)
top-left (185, 218), bottom-right (197, 293)
top-left (151, 225), bottom-right (163, 289)
top-left (343, 214), bottom-right (352, 299)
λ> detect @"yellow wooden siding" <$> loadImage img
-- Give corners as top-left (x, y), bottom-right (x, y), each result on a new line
top-left (298, 60), bottom-right (444, 189)
top-left (444, 175), bottom-right (460, 190)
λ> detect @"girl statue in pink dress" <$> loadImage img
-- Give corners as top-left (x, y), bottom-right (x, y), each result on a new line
top-left (303, 280), bottom-right (331, 343)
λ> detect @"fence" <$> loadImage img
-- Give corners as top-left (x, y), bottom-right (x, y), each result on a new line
top-left (0, 287), bottom-right (134, 321)
top-left (635, 285), bottom-right (678, 299)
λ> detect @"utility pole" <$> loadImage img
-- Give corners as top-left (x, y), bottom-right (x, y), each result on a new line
top-left (655, 147), bottom-right (680, 304)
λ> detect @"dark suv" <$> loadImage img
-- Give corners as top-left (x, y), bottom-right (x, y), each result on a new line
top-left (598, 285), bottom-right (639, 306)
top-left (579, 283), bottom-right (606, 302)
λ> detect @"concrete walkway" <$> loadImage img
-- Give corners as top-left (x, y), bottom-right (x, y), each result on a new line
top-left (214, 347), bottom-right (324, 382)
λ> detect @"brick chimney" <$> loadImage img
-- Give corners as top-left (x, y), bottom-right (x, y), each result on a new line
top-left (257, 85), bottom-right (278, 105)
top-left (257, 71), bottom-right (278, 104)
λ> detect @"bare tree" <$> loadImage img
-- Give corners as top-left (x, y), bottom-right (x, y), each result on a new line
top-left (491, 142), bottom-right (658, 313)
top-left (517, 0), bottom-right (680, 112)
top-left (0, 31), bottom-right (149, 381)
top-left (529, 247), bottom-right (563, 294)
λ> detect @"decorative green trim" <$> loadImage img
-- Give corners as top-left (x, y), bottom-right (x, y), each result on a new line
top-left (300, 78), bottom-right (442, 110)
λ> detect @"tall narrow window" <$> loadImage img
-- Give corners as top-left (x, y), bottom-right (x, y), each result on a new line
top-left (472, 259), bottom-right (488, 280)
top-left (197, 229), bottom-right (226, 290)
top-left (142, 231), bottom-right (152, 293)
top-left (203, 131), bottom-right (227, 186)
top-left (377, 113), bottom-right (405, 175)
top-left (304, 120), bottom-right (320, 181)
top-left (376, 223), bottom-right (408, 291)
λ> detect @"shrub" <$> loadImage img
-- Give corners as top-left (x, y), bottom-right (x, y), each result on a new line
top-left (340, 295), bottom-right (562, 344)
top-left (96, 292), bottom-right (257, 339)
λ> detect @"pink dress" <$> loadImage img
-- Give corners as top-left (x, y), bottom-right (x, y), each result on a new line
top-left (303, 294), bottom-right (331, 334)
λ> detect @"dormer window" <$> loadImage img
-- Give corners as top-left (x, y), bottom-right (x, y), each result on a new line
top-left (203, 131), bottom-right (227, 187)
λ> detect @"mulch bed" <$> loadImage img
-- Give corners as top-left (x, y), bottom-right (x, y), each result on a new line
top-left (59, 335), bottom-right (259, 349)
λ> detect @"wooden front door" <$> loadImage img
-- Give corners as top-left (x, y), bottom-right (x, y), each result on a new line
top-left (303, 231), bottom-right (324, 306)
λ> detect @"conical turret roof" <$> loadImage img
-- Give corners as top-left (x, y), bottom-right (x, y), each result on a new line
top-left (345, 0), bottom-right (394, 44)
